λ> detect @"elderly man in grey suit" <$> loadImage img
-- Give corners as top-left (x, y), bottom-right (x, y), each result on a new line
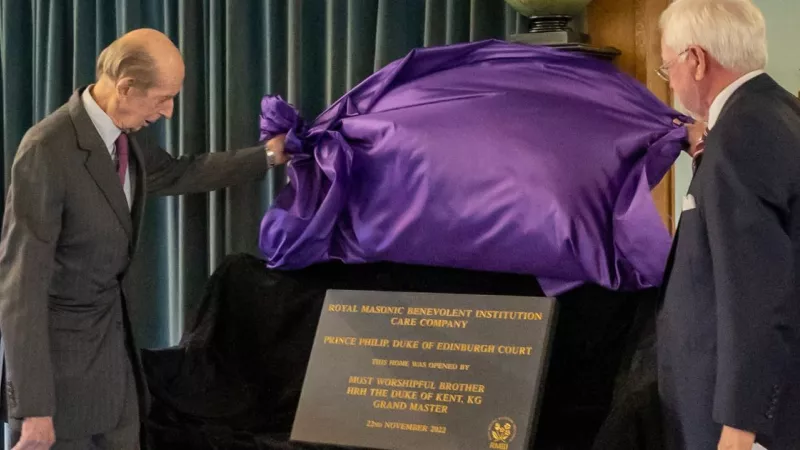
top-left (0, 28), bottom-right (289, 449)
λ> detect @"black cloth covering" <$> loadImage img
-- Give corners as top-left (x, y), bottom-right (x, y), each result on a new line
top-left (141, 253), bottom-right (663, 450)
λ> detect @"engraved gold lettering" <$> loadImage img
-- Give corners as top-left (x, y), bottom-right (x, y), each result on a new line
top-left (390, 317), bottom-right (418, 326)
top-left (418, 318), bottom-right (468, 329)
top-left (467, 395), bottom-right (483, 404)
top-left (358, 337), bottom-right (390, 347)
top-left (328, 300), bottom-right (547, 426)
top-left (427, 362), bottom-right (457, 370)
top-left (323, 336), bottom-right (357, 346)
top-left (361, 305), bottom-right (405, 315)
top-left (348, 376), bottom-right (374, 385)
top-left (383, 422), bottom-right (429, 432)
top-left (370, 388), bottom-right (389, 397)
top-left (497, 345), bottom-right (533, 356)
top-left (375, 378), bottom-right (436, 390)
top-left (409, 403), bottom-right (448, 414)
top-left (434, 393), bottom-right (464, 403)
top-left (438, 382), bottom-right (485, 393)
top-left (435, 342), bottom-right (495, 353)
top-left (406, 307), bottom-right (473, 318)
top-left (474, 310), bottom-right (543, 320)
top-left (328, 304), bottom-right (359, 313)
top-left (346, 386), bottom-right (368, 396)
top-left (390, 390), bottom-right (418, 400)
top-left (373, 400), bottom-right (408, 410)
top-left (392, 340), bottom-right (420, 349)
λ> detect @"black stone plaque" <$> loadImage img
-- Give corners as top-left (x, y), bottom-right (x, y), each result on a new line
top-left (291, 290), bottom-right (557, 450)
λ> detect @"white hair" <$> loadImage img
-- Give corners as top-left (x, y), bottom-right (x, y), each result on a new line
top-left (659, 0), bottom-right (768, 73)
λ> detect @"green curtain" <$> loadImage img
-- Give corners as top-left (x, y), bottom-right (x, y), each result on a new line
top-left (0, 0), bottom-right (524, 352)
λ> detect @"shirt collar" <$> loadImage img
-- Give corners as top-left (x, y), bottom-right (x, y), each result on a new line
top-left (707, 70), bottom-right (764, 129)
top-left (81, 85), bottom-right (122, 153)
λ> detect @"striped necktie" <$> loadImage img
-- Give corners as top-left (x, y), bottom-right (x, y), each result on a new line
top-left (115, 132), bottom-right (129, 186)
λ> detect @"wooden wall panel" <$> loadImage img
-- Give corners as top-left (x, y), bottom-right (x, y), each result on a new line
top-left (587, 0), bottom-right (675, 233)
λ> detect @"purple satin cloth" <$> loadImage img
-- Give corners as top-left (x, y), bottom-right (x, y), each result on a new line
top-left (257, 39), bottom-right (689, 296)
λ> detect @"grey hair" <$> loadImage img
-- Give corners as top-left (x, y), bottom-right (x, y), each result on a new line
top-left (95, 40), bottom-right (158, 89)
top-left (659, 0), bottom-right (768, 73)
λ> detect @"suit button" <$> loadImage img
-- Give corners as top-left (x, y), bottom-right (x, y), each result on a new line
top-left (765, 412), bottom-right (774, 419)
top-left (116, 321), bottom-right (122, 330)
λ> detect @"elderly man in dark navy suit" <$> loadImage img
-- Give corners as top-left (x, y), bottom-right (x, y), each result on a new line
top-left (656, 1), bottom-right (800, 450)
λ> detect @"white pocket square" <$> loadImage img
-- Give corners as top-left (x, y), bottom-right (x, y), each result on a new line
top-left (682, 194), bottom-right (696, 211)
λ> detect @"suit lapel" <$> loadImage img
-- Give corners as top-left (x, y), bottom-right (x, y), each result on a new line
top-left (129, 135), bottom-right (147, 252)
top-left (67, 88), bottom-right (133, 238)
top-left (659, 165), bottom-right (701, 306)
top-left (656, 218), bottom-right (683, 308)
top-left (84, 147), bottom-right (134, 238)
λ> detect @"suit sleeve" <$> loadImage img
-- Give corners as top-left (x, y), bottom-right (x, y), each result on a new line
top-left (0, 143), bottom-right (64, 419)
top-left (701, 125), bottom-right (796, 437)
top-left (137, 132), bottom-right (269, 196)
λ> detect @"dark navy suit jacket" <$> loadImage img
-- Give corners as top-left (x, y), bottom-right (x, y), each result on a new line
top-left (657, 74), bottom-right (800, 450)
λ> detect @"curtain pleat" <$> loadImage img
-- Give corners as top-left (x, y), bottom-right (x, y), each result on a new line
top-left (0, 0), bottom-right (33, 193)
top-left (0, 2), bottom-right (522, 442)
top-left (325, 0), bottom-right (348, 105)
top-left (374, 0), bottom-right (425, 69)
top-left (345, 0), bottom-right (378, 90)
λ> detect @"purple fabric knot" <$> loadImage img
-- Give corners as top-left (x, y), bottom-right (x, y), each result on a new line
top-left (259, 95), bottom-right (306, 145)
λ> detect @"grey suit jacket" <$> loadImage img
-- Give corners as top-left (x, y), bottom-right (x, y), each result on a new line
top-left (0, 87), bottom-right (269, 438)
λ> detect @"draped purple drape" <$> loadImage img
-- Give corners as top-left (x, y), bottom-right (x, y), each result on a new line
top-left (257, 40), bottom-right (689, 296)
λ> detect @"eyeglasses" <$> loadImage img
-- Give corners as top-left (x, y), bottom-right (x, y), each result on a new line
top-left (656, 49), bottom-right (689, 81)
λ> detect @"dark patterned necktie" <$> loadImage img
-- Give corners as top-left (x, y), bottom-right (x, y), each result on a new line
top-left (115, 133), bottom-right (129, 186)
top-left (692, 127), bottom-right (709, 173)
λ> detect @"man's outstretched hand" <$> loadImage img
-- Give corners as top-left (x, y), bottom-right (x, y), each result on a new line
top-left (13, 416), bottom-right (55, 450)
top-left (266, 134), bottom-right (290, 166)
top-left (673, 117), bottom-right (708, 157)
top-left (684, 120), bottom-right (708, 157)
